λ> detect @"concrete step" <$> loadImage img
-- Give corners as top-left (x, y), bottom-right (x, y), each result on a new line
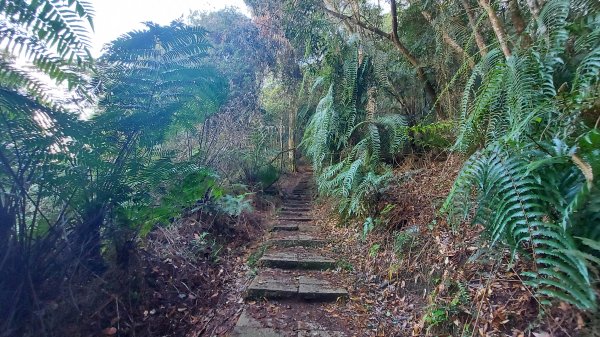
top-left (271, 223), bottom-right (299, 231)
top-left (269, 234), bottom-right (326, 248)
top-left (284, 200), bottom-right (311, 203)
top-left (283, 203), bottom-right (312, 208)
top-left (245, 274), bottom-right (348, 301)
top-left (231, 327), bottom-right (285, 337)
top-left (280, 207), bottom-right (311, 212)
top-left (277, 212), bottom-right (312, 218)
top-left (232, 310), bottom-right (347, 337)
top-left (276, 217), bottom-right (314, 222)
top-left (259, 251), bottom-right (336, 270)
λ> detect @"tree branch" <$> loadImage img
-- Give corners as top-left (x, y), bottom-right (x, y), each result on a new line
top-left (320, 3), bottom-right (391, 40)
top-left (420, 10), bottom-right (475, 69)
top-left (319, 0), bottom-right (441, 115)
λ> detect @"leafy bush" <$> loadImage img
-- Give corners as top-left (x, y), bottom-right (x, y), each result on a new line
top-left (218, 193), bottom-right (254, 217)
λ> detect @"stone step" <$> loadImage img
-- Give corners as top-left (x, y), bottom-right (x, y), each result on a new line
top-left (276, 217), bottom-right (311, 222)
top-left (268, 234), bottom-right (326, 248)
top-left (283, 204), bottom-right (312, 208)
top-left (276, 216), bottom-right (314, 222)
top-left (231, 327), bottom-right (285, 337)
top-left (231, 311), bottom-right (286, 337)
top-left (271, 223), bottom-right (299, 231)
top-left (259, 251), bottom-right (336, 270)
top-left (277, 212), bottom-right (312, 218)
top-left (245, 274), bottom-right (348, 301)
top-left (232, 310), bottom-right (347, 337)
top-left (272, 223), bottom-right (320, 233)
top-left (281, 207), bottom-right (311, 212)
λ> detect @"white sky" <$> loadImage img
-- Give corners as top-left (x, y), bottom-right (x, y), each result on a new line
top-left (91, 0), bottom-right (250, 56)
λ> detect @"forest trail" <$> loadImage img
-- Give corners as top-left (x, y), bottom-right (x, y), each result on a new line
top-left (231, 171), bottom-right (355, 337)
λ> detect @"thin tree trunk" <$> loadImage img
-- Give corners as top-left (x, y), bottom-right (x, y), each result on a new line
top-left (287, 107), bottom-right (296, 172)
top-left (75, 206), bottom-right (106, 272)
top-left (279, 118), bottom-right (284, 173)
top-left (509, 0), bottom-right (526, 36)
top-left (460, 0), bottom-right (488, 57)
top-left (478, 0), bottom-right (512, 58)
top-left (420, 10), bottom-right (476, 69)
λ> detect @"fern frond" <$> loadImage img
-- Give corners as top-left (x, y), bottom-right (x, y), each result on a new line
top-left (445, 144), bottom-right (597, 309)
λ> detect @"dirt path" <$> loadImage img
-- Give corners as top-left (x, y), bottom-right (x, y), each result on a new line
top-left (230, 171), bottom-right (362, 337)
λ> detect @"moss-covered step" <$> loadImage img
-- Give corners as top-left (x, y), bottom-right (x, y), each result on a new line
top-left (271, 223), bottom-right (299, 231)
top-left (245, 274), bottom-right (347, 301)
top-left (280, 207), bottom-right (311, 212)
top-left (259, 251), bottom-right (336, 270)
top-left (275, 216), bottom-right (314, 222)
top-left (268, 234), bottom-right (326, 248)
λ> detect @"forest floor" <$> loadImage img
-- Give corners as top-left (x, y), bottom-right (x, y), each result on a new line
top-left (79, 156), bottom-right (596, 337)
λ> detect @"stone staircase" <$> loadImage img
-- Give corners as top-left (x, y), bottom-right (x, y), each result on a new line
top-left (231, 173), bottom-right (350, 337)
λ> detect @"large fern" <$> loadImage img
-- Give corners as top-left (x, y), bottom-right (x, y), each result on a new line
top-left (447, 0), bottom-right (600, 309)
top-left (444, 142), bottom-right (598, 309)
top-left (454, 0), bottom-right (599, 151)
top-left (303, 38), bottom-right (409, 218)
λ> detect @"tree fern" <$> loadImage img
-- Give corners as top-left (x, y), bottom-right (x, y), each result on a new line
top-left (0, 0), bottom-right (94, 91)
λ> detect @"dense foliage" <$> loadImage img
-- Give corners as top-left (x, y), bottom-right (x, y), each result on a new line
top-left (246, 0), bottom-right (599, 313)
top-left (1, 0), bottom-right (599, 335)
top-left (0, 3), bottom-right (276, 335)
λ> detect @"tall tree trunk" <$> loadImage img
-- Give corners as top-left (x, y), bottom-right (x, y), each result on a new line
top-left (478, 0), bottom-right (512, 58)
top-left (420, 10), bottom-right (476, 69)
top-left (460, 0), bottom-right (488, 57)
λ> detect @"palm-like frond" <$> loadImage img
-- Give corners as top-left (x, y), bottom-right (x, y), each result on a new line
top-left (303, 39), bottom-right (409, 218)
top-left (444, 143), bottom-right (597, 309)
top-left (0, 0), bottom-right (94, 90)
